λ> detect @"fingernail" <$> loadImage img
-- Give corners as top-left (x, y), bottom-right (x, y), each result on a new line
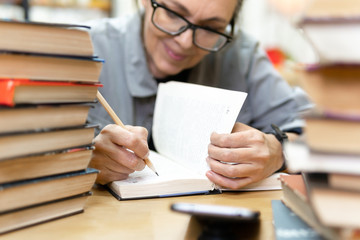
top-left (206, 170), bottom-right (214, 177)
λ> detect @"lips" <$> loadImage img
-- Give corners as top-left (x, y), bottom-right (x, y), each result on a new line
top-left (164, 43), bottom-right (186, 61)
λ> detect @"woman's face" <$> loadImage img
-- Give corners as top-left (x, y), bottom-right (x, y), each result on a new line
top-left (141, 0), bottom-right (237, 78)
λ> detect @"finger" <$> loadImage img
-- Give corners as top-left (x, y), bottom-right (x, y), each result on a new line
top-left (232, 122), bottom-right (253, 133)
top-left (209, 122), bottom-right (256, 148)
top-left (125, 125), bottom-right (149, 139)
top-left (205, 170), bottom-right (253, 190)
top-left (94, 132), bottom-right (146, 171)
top-left (90, 152), bottom-right (133, 185)
top-left (207, 144), bottom-right (254, 164)
top-left (206, 157), bottom-right (257, 178)
top-left (210, 128), bottom-right (256, 148)
top-left (107, 148), bottom-right (146, 172)
top-left (97, 145), bottom-right (146, 172)
top-left (102, 124), bottom-right (149, 159)
top-left (101, 168), bottom-right (131, 183)
top-left (211, 127), bottom-right (265, 149)
top-left (93, 166), bottom-right (130, 185)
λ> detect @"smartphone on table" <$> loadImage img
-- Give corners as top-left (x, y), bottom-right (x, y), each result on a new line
top-left (171, 202), bottom-right (260, 240)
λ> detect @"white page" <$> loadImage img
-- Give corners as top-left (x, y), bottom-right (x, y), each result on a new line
top-left (152, 81), bottom-right (247, 175)
top-left (114, 150), bottom-right (209, 186)
top-left (109, 150), bottom-right (214, 198)
top-left (285, 141), bottom-right (360, 174)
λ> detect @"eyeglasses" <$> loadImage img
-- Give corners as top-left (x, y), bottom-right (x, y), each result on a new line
top-left (150, 0), bottom-right (233, 52)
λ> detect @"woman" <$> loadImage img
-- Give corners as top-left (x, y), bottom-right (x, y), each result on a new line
top-left (88, 0), bottom-right (311, 188)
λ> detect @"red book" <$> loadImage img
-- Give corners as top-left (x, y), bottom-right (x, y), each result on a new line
top-left (0, 78), bottom-right (101, 106)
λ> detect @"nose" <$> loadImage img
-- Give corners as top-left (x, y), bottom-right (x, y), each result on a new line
top-left (173, 28), bottom-right (193, 49)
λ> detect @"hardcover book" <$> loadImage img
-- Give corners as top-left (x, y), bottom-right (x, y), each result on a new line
top-left (108, 81), bottom-right (282, 200)
top-left (0, 104), bottom-right (92, 133)
top-left (0, 168), bottom-right (98, 213)
top-left (0, 20), bottom-right (94, 57)
top-left (0, 192), bottom-right (92, 234)
top-left (271, 200), bottom-right (324, 240)
top-left (0, 79), bottom-right (100, 106)
top-left (303, 173), bottom-right (360, 229)
top-left (297, 64), bottom-right (360, 115)
top-left (0, 146), bottom-right (93, 184)
top-left (0, 125), bottom-right (96, 160)
top-left (0, 52), bottom-right (103, 82)
top-left (279, 174), bottom-right (338, 240)
top-left (304, 114), bottom-right (360, 155)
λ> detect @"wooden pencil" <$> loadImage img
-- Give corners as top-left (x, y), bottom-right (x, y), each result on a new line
top-left (96, 90), bottom-right (159, 176)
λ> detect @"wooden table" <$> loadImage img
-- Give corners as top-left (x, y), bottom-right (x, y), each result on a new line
top-left (4, 186), bottom-right (282, 240)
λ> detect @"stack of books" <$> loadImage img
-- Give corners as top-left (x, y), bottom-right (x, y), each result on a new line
top-left (0, 20), bottom-right (102, 234)
top-left (281, 0), bottom-right (360, 239)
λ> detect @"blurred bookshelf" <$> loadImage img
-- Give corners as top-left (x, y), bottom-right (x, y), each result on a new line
top-left (0, 0), bottom-right (112, 23)
top-left (0, 0), bottom-right (25, 20)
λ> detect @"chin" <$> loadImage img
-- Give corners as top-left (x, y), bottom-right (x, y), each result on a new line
top-left (157, 61), bottom-right (184, 77)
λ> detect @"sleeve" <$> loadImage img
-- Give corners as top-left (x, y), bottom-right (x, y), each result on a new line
top-left (86, 19), bottom-right (122, 136)
top-left (241, 35), bottom-right (313, 132)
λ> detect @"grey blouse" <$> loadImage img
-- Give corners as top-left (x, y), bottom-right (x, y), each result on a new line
top-left (87, 12), bottom-right (312, 137)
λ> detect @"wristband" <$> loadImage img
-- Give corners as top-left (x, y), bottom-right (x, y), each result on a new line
top-left (269, 124), bottom-right (288, 145)
top-left (267, 124), bottom-right (288, 172)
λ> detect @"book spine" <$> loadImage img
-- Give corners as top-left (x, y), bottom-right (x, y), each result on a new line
top-left (0, 79), bottom-right (17, 106)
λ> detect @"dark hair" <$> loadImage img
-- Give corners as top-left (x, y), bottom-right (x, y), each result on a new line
top-left (233, 0), bottom-right (244, 23)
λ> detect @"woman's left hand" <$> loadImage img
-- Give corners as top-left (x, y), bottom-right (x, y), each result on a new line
top-left (206, 122), bottom-right (287, 190)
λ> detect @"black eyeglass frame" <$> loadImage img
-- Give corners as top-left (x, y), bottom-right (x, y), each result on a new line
top-left (150, 0), bottom-right (234, 52)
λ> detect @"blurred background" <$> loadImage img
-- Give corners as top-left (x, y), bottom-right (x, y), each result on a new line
top-left (0, 0), bottom-right (317, 84)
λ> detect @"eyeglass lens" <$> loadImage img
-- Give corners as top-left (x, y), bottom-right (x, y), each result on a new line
top-left (152, 6), bottom-right (228, 51)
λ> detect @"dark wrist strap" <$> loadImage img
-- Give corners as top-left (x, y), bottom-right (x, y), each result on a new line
top-left (267, 124), bottom-right (288, 172)
top-left (269, 124), bottom-right (288, 145)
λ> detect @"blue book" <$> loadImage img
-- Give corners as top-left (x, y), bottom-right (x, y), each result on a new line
top-left (271, 200), bottom-right (324, 240)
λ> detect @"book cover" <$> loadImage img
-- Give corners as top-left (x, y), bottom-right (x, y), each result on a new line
top-left (303, 173), bottom-right (360, 229)
top-left (271, 200), bottom-right (325, 240)
top-left (280, 174), bottom-right (339, 240)
top-left (0, 125), bottom-right (97, 160)
top-left (0, 146), bottom-right (94, 184)
top-left (0, 192), bottom-right (92, 234)
top-left (328, 173), bottom-right (360, 192)
top-left (0, 104), bottom-right (92, 133)
top-left (0, 79), bottom-right (101, 106)
top-left (297, 64), bottom-right (360, 115)
top-left (0, 20), bottom-right (94, 57)
top-left (0, 168), bottom-right (98, 213)
top-left (0, 52), bottom-right (103, 83)
top-left (304, 115), bottom-right (360, 155)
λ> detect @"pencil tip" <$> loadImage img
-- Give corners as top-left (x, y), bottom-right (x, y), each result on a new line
top-left (156, 172), bottom-right (159, 176)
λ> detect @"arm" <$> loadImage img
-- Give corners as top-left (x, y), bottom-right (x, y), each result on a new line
top-left (203, 31), bottom-right (311, 189)
top-left (89, 124), bottom-right (149, 185)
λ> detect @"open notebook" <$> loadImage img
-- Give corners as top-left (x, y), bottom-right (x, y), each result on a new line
top-left (108, 81), bottom-right (282, 200)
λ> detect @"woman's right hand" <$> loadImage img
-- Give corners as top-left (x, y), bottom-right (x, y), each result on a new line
top-left (89, 124), bottom-right (149, 185)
